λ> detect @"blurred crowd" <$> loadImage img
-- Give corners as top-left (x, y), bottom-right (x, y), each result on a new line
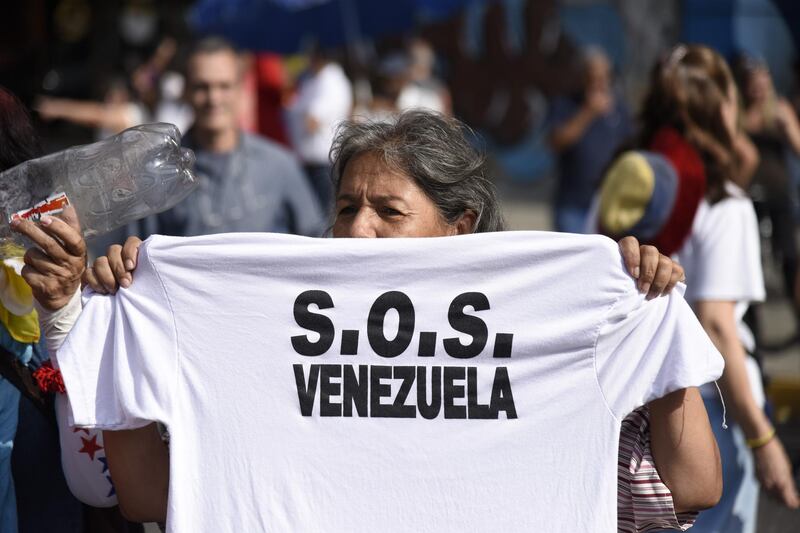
top-left (0, 2), bottom-right (800, 532)
top-left (32, 34), bottom-right (457, 253)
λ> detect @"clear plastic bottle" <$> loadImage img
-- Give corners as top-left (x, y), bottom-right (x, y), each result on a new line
top-left (0, 123), bottom-right (197, 258)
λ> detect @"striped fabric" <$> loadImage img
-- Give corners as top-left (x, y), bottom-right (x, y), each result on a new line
top-left (618, 407), bottom-right (698, 532)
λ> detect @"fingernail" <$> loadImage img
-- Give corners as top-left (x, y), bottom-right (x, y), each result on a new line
top-left (633, 266), bottom-right (640, 279)
top-left (40, 216), bottom-right (52, 226)
top-left (640, 282), bottom-right (650, 294)
top-left (120, 277), bottom-right (131, 288)
top-left (125, 259), bottom-right (134, 270)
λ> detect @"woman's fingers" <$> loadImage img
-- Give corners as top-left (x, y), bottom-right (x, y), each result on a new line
top-left (20, 264), bottom-right (48, 295)
top-left (92, 256), bottom-right (120, 294)
top-left (23, 248), bottom-right (70, 277)
top-left (122, 236), bottom-right (143, 271)
top-left (12, 210), bottom-right (87, 310)
top-left (637, 245), bottom-right (660, 294)
top-left (617, 236), bottom-right (641, 280)
top-left (37, 212), bottom-right (86, 259)
top-left (647, 254), bottom-right (674, 300)
top-left (617, 238), bottom-right (685, 297)
top-left (663, 262), bottom-right (686, 295)
top-left (81, 235), bottom-right (141, 295)
top-left (780, 479), bottom-right (800, 509)
top-left (20, 263), bottom-right (75, 311)
top-left (82, 266), bottom-right (108, 295)
top-left (755, 438), bottom-right (800, 509)
top-left (106, 244), bottom-right (132, 288)
top-left (10, 218), bottom-right (71, 262)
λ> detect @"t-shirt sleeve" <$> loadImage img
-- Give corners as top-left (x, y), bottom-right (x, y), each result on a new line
top-left (57, 243), bottom-right (178, 429)
top-left (595, 284), bottom-right (724, 419)
top-left (684, 198), bottom-right (765, 303)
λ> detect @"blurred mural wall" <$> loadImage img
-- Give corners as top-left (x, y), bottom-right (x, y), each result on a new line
top-left (0, 0), bottom-right (796, 179)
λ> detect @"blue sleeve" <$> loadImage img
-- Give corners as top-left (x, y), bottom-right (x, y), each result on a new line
top-left (281, 156), bottom-right (327, 237)
top-left (616, 99), bottom-right (634, 139)
top-left (547, 96), bottom-right (577, 129)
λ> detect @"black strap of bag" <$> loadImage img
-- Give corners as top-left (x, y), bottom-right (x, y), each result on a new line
top-left (0, 343), bottom-right (53, 419)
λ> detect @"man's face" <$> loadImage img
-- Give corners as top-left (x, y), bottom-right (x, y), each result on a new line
top-left (185, 51), bottom-right (241, 132)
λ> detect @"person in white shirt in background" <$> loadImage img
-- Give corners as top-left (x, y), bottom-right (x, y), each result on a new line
top-left (396, 38), bottom-right (451, 116)
top-left (286, 46), bottom-right (353, 209)
top-left (154, 71), bottom-right (193, 135)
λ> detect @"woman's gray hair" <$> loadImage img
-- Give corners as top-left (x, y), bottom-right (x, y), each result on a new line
top-left (330, 111), bottom-right (506, 233)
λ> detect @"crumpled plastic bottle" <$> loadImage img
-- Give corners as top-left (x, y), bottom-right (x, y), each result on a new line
top-left (0, 123), bottom-right (196, 258)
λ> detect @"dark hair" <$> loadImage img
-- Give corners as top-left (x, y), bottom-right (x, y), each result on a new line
top-left (639, 44), bottom-right (736, 204)
top-left (184, 36), bottom-right (240, 81)
top-left (0, 87), bottom-right (39, 172)
top-left (733, 54), bottom-right (776, 116)
top-left (330, 111), bottom-right (506, 233)
top-left (187, 36), bottom-right (238, 59)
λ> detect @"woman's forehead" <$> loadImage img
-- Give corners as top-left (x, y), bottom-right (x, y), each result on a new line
top-left (339, 152), bottom-right (420, 197)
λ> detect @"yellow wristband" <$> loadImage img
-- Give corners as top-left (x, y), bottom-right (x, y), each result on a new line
top-left (746, 428), bottom-right (776, 449)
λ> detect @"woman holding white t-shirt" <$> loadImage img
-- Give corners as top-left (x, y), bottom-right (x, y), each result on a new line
top-left (14, 112), bottom-right (720, 531)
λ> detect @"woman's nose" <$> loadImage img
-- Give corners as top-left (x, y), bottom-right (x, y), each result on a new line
top-left (349, 209), bottom-right (378, 238)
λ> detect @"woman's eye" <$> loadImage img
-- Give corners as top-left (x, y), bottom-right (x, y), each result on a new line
top-left (380, 207), bottom-right (402, 217)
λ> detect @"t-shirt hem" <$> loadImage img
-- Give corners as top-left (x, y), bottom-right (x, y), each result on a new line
top-left (57, 349), bottom-right (97, 428)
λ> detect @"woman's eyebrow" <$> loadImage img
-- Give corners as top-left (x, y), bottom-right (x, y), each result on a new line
top-left (336, 194), bottom-right (406, 203)
top-left (371, 194), bottom-right (406, 203)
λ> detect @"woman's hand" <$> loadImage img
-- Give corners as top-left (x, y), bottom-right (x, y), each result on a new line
top-left (753, 437), bottom-right (800, 508)
top-left (10, 207), bottom-right (86, 311)
top-left (83, 236), bottom-right (143, 294)
top-left (617, 236), bottom-right (685, 299)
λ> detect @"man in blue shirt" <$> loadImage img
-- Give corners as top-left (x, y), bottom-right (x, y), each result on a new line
top-left (548, 48), bottom-right (632, 234)
top-left (145, 37), bottom-right (325, 239)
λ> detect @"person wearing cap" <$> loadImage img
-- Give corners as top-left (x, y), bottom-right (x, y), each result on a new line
top-left (595, 131), bottom-right (706, 257)
top-left (596, 44), bottom-right (800, 532)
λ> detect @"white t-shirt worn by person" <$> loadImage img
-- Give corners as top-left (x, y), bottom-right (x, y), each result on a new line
top-left (57, 232), bottom-right (723, 533)
top-left (675, 182), bottom-right (765, 403)
top-left (286, 62), bottom-right (352, 165)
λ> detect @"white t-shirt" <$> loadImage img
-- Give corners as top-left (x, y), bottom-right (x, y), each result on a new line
top-left (397, 81), bottom-right (446, 114)
top-left (675, 182), bottom-right (765, 402)
top-left (286, 63), bottom-right (352, 164)
top-left (58, 232), bottom-right (723, 533)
